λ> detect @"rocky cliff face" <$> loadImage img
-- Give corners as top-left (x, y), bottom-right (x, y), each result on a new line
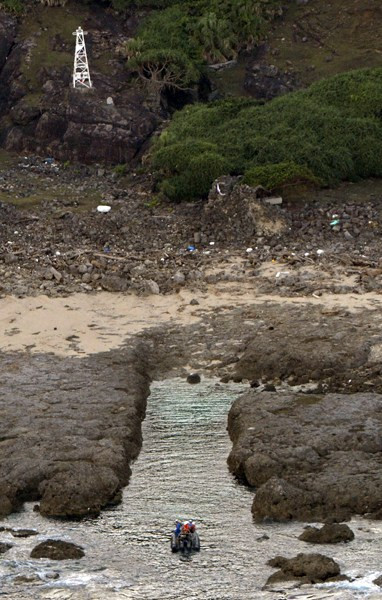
top-left (0, 5), bottom-right (161, 163)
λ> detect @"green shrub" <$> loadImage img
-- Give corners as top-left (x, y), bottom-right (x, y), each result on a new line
top-left (242, 162), bottom-right (321, 191)
top-left (113, 163), bottom-right (127, 176)
top-left (151, 67), bottom-right (382, 200)
top-left (124, 0), bottom-right (282, 89)
top-left (159, 150), bottom-right (230, 200)
top-left (0, 0), bottom-right (23, 12)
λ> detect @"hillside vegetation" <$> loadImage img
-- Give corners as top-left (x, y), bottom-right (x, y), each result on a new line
top-left (151, 68), bottom-right (382, 201)
top-left (1, 0), bottom-right (282, 91)
top-left (122, 0), bottom-right (282, 91)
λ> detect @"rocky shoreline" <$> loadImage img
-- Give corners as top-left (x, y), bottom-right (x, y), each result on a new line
top-left (2, 292), bottom-right (382, 521)
top-left (1, 152), bottom-right (382, 595)
top-left (2, 157), bottom-right (382, 300)
top-left (227, 390), bottom-right (382, 523)
top-left (0, 342), bottom-right (150, 519)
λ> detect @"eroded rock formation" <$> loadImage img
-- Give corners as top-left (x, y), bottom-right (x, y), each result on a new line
top-left (0, 344), bottom-right (150, 518)
top-left (228, 391), bottom-right (382, 522)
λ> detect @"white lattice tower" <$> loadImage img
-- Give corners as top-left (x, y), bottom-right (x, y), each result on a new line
top-left (72, 27), bottom-right (92, 89)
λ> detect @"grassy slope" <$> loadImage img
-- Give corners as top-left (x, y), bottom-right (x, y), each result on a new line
top-left (266, 0), bottom-right (382, 86)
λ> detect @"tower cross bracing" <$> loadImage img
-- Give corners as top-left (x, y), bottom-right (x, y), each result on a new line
top-left (72, 27), bottom-right (92, 89)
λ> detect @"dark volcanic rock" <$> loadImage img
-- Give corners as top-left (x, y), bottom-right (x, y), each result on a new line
top-left (0, 344), bottom-right (150, 518)
top-left (244, 63), bottom-right (299, 100)
top-left (187, 372), bottom-right (201, 384)
top-left (252, 477), bottom-right (322, 522)
top-left (228, 391), bottom-right (382, 522)
top-left (234, 308), bottom-right (370, 385)
top-left (0, 542), bottom-right (12, 554)
top-left (101, 274), bottom-right (130, 292)
top-left (299, 523), bottom-right (354, 544)
top-left (0, 13), bottom-right (16, 71)
top-left (10, 529), bottom-right (38, 538)
top-left (266, 553), bottom-right (341, 585)
top-left (39, 463), bottom-right (120, 518)
top-left (30, 539), bottom-right (84, 560)
top-left (0, 9), bottom-right (161, 164)
top-left (0, 494), bottom-right (13, 518)
top-left (5, 88), bottom-right (159, 164)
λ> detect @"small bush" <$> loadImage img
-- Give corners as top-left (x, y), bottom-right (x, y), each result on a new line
top-left (159, 150), bottom-right (230, 201)
top-left (0, 0), bottom-right (23, 12)
top-left (242, 162), bottom-right (321, 191)
top-left (113, 163), bottom-right (127, 176)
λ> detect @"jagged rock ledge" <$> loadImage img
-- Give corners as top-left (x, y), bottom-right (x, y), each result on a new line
top-left (0, 342), bottom-right (150, 518)
top-left (227, 390), bottom-right (382, 522)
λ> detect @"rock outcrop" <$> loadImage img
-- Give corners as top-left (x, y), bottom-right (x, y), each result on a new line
top-left (0, 8), bottom-right (160, 163)
top-left (0, 542), bottom-right (12, 554)
top-left (31, 539), bottom-right (84, 560)
top-left (228, 391), bottom-right (382, 522)
top-left (0, 344), bottom-right (150, 518)
top-left (265, 553), bottom-right (342, 586)
top-left (233, 305), bottom-right (370, 386)
top-left (299, 523), bottom-right (355, 544)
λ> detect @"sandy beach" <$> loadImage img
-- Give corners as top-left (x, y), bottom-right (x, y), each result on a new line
top-left (1, 286), bottom-right (382, 356)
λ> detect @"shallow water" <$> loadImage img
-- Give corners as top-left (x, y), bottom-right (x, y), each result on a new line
top-left (1, 379), bottom-right (382, 599)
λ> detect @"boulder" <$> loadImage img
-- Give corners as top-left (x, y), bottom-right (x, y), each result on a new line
top-left (299, 523), bottom-right (354, 544)
top-left (0, 542), bottom-right (12, 554)
top-left (142, 279), bottom-right (160, 295)
top-left (101, 275), bottom-right (129, 292)
top-left (0, 494), bottom-right (13, 517)
top-left (266, 553), bottom-right (341, 585)
top-left (252, 477), bottom-right (321, 522)
top-left (187, 373), bottom-right (201, 384)
top-left (30, 539), bottom-right (84, 560)
top-left (10, 529), bottom-right (38, 538)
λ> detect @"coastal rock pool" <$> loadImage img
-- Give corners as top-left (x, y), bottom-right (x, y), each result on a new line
top-left (1, 379), bottom-right (382, 599)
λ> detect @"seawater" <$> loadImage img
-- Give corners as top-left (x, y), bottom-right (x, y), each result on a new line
top-left (1, 379), bottom-right (382, 599)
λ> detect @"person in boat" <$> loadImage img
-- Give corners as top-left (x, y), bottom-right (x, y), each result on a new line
top-left (174, 520), bottom-right (182, 537)
top-left (181, 520), bottom-right (196, 535)
top-left (181, 521), bottom-right (190, 535)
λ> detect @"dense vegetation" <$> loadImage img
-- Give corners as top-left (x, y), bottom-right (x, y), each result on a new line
top-left (151, 68), bottom-right (382, 200)
top-left (123, 0), bottom-right (282, 91)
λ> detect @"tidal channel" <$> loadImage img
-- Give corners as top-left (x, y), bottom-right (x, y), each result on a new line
top-left (1, 379), bottom-right (382, 599)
